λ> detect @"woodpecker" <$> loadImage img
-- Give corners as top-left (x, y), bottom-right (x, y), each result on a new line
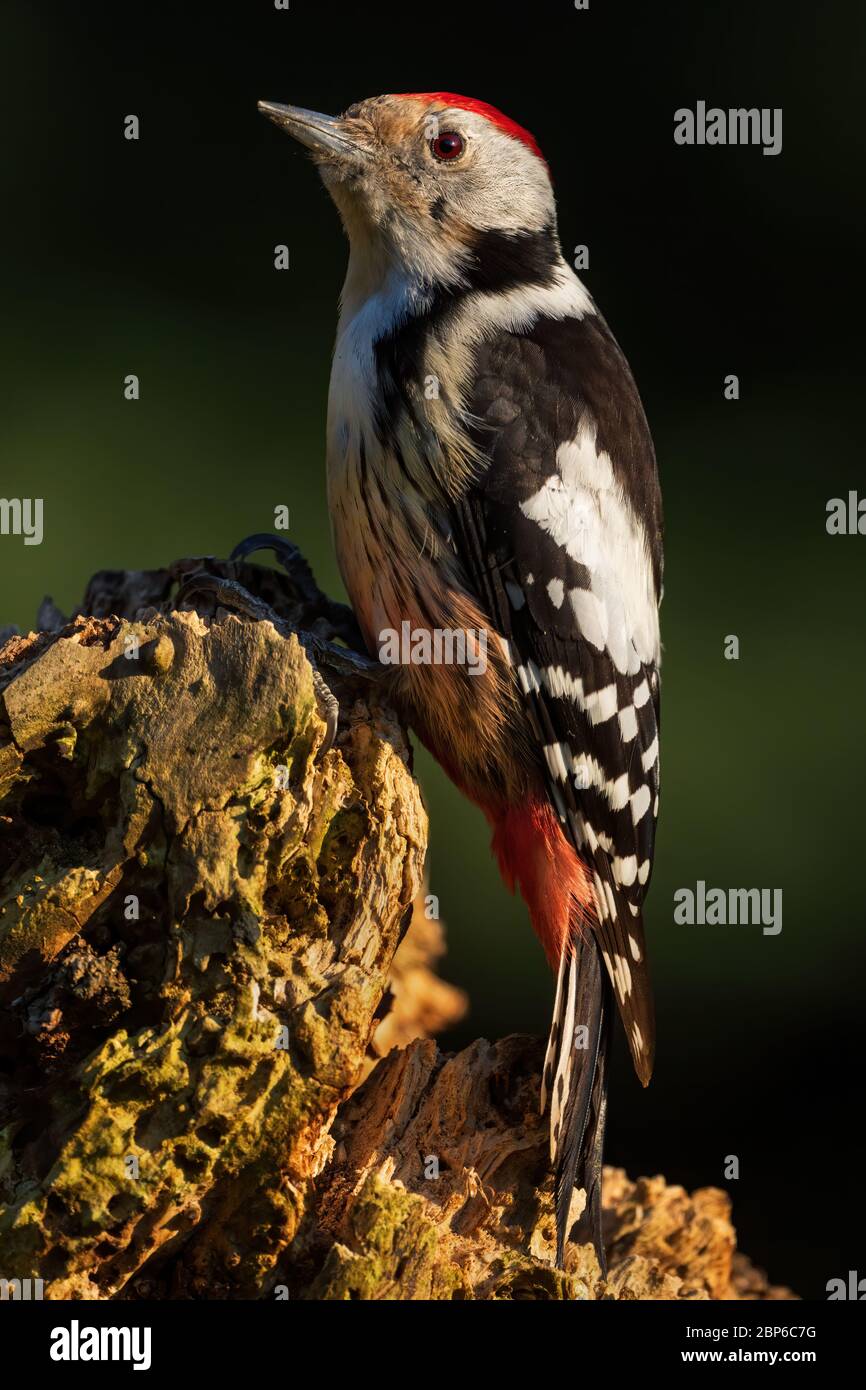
top-left (258, 92), bottom-right (663, 1268)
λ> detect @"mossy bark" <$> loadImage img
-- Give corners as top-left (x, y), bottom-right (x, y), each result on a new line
top-left (308, 1034), bottom-right (794, 1301)
top-left (0, 556), bottom-right (792, 1301)
top-left (0, 558), bottom-right (425, 1298)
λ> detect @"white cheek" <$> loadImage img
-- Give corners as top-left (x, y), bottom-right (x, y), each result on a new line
top-left (440, 122), bottom-right (554, 234)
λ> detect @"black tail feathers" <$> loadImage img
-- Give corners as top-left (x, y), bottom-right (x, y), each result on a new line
top-left (544, 933), bottom-right (612, 1271)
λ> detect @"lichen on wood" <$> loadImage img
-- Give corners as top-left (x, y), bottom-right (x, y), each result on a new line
top-left (0, 555), bottom-right (793, 1300)
top-left (0, 557), bottom-right (426, 1298)
top-left (305, 1033), bottom-right (793, 1301)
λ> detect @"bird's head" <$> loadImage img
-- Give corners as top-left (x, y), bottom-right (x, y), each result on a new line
top-left (258, 92), bottom-right (558, 290)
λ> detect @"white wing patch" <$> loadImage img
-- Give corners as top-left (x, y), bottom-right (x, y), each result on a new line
top-left (519, 419), bottom-right (660, 673)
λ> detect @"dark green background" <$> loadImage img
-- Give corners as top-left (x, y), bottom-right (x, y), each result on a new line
top-left (1, 1), bottom-right (863, 1298)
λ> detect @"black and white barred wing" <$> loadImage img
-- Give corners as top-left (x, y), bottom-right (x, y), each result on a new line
top-left (456, 317), bottom-right (663, 1085)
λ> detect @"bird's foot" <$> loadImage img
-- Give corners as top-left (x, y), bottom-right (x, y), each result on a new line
top-left (176, 571), bottom-right (278, 628)
top-left (229, 533), bottom-right (366, 653)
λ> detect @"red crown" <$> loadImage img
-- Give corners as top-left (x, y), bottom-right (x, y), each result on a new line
top-left (399, 93), bottom-right (547, 168)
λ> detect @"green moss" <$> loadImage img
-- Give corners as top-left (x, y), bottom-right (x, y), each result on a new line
top-left (483, 1254), bottom-right (575, 1301)
top-left (0, 610), bottom-right (425, 1296)
top-left (308, 1175), bottom-right (469, 1301)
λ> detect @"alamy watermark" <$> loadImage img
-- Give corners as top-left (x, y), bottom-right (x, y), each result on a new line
top-left (827, 1271), bottom-right (866, 1299)
top-left (1, 1276), bottom-right (44, 1299)
top-left (826, 491), bottom-right (866, 535)
top-left (674, 881), bottom-right (782, 935)
top-left (0, 497), bottom-right (43, 546)
top-left (378, 621), bottom-right (488, 676)
top-left (674, 103), bottom-right (783, 157)
top-left (49, 1320), bottom-right (151, 1371)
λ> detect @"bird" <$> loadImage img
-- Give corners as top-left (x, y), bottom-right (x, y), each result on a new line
top-left (257, 91), bottom-right (663, 1270)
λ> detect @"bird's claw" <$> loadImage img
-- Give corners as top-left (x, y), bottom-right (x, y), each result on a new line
top-left (229, 532), bottom-right (365, 651)
top-left (310, 666), bottom-right (339, 753)
top-left (229, 534), bottom-right (321, 608)
top-left (177, 571), bottom-right (276, 625)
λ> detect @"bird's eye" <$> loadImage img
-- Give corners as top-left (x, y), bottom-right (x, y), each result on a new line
top-left (431, 131), bottom-right (465, 162)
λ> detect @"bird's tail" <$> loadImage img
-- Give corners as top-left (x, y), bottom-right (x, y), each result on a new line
top-left (541, 931), bottom-right (612, 1270)
top-left (486, 797), bottom-right (611, 1267)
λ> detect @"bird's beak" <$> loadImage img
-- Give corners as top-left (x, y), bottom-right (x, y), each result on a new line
top-left (257, 101), bottom-right (370, 163)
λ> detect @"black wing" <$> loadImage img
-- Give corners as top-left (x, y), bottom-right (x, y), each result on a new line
top-left (452, 309), bottom-right (663, 1086)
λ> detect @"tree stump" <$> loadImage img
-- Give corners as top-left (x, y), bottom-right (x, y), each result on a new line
top-left (0, 555), bottom-right (792, 1300)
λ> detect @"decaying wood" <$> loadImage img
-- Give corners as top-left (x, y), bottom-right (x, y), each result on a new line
top-left (368, 897), bottom-right (468, 1072)
top-left (311, 1033), bottom-right (795, 1300)
top-left (0, 556), bottom-right (792, 1300)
